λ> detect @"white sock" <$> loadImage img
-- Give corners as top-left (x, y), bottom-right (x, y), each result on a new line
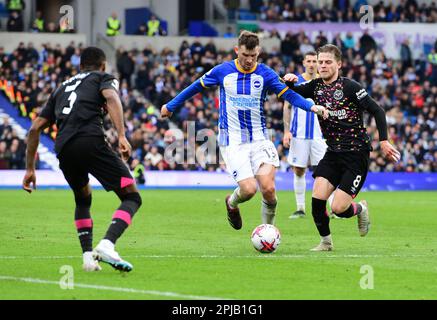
top-left (322, 234), bottom-right (332, 244)
top-left (229, 187), bottom-right (244, 208)
top-left (294, 174), bottom-right (306, 211)
top-left (100, 239), bottom-right (114, 248)
top-left (327, 193), bottom-right (334, 211)
top-left (262, 198), bottom-right (277, 225)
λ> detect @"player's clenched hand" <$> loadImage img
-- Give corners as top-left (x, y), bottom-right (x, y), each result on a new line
top-left (380, 140), bottom-right (401, 163)
top-left (22, 170), bottom-right (36, 193)
top-left (311, 105), bottom-right (329, 120)
top-left (282, 73), bottom-right (299, 83)
top-left (160, 104), bottom-right (173, 119)
top-left (283, 131), bottom-right (292, 149)
top-left (118, 136), bottom-right (132, 162)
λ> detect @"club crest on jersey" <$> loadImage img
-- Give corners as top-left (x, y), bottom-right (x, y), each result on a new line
top-left (334, 90), bottom-right (344, 100)
top-left (253, 80), bottom-right (261, 89)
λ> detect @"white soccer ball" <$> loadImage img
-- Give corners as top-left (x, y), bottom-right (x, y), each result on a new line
top-left (251, 224), bottom-right (281, 253)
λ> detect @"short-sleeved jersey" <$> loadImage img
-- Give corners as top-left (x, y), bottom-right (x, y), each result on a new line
top-left (290, 77), bottom-right (372, 152)
top-left (40, 71), bottom-right (119, 154)
top-left (289, 74), bottom-right (323, 140)
top-left (200, 59), bottom-right (301, 146)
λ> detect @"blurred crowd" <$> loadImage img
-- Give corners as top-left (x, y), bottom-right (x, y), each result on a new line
top-left (0, 116), bottom-right (27, 169)
top-left (0, 30), bottom-right (436, 175)
top-left (249, 0), bottom-right (437, 23)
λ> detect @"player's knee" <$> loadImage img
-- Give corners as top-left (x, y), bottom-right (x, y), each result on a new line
top-left (331, 202), bottom-right (348, 215)
top-left (121, 192), bottom-right (142, 211)
top-left (240, 184), bottom-right (257, 199)
top-left (293, 167), bottom-right (306, 177)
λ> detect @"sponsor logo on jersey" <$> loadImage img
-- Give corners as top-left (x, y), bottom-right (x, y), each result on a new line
top-left (62, 72), bottom-right (90, 85)
top-left (334, 90), bottom-right (344, 100)
top-left (356, 89), bottom-right (368, 100)
top-left (328, 109), bottom-right (347, 120)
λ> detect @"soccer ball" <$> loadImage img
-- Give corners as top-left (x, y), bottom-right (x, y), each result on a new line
top-left (251, 224), bottom-right (281, 253)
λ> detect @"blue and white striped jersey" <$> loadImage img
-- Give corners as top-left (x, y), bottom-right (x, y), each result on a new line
top-left (166, 59), bottom-right (314, 146)
top-left (289, 74), bottom-right (323, 140)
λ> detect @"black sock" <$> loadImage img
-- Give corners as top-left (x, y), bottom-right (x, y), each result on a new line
top-left (333, 203), bottom-right (362, 218)
top-left (74, 194), bottom-right (93, 253)
top-left (104, 192), bottom-right (142, 244)
top-left (312, 197), bottom-right (330, 237)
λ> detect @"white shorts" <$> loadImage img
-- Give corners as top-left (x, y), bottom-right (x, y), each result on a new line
top-left (220, 140), bottom-right (280, 182)
top-left (287, 138), bottom-right (327, 168)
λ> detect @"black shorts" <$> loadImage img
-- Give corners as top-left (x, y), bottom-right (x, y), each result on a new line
top-left (313, 150), bottom-right (369, 198)
top-left (58, 136), bottom-right (134, 192)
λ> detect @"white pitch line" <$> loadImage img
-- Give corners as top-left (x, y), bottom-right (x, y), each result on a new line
top-left (0, 275), bottom-right (230, 300)
top-left (0, 253), bottom-right (436, 260)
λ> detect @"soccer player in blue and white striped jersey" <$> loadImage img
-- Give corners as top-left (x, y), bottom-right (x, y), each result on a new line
top-left (283, 51), bottom-right (330, 219)
top-left (161, 31), bottom-right (328, 230)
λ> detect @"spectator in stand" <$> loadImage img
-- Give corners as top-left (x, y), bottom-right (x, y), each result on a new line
top-left (359, 30), bottom-right (377, 57)
top-left (7, 10), bottom-right (23, 32)
top-left (136, 24), bottom-right (148, 36)
top-left (31, 11), bottom-right (45, 33)
top-left (223, 26), bottom-right (236, 38)
top-left (70, 48), bottom-right (81, 68)
top-left (400, 38), bottom-right (413, 74)
top-left (6, 0), bottom-right (24, 13)
top-left (106, 12), bottom-right (121, 37)
top-left (147, 15), bottom-right (161, 36)
top-left (117, 50), bottom-right (135, 88)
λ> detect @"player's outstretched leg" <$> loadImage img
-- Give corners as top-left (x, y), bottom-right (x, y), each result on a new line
top-left (330, 190), bottom-right (370, 237)
top-left (257, 164), bottom-right (278, 225)
top-left (83, 252), bottom-right (102, 272)
top-left (357, 200), bottom-right (370, 236)
top-left (310, 197), bottom-right (333, 251)
top-left (73, 185), bottom-right (101, 272)
top-left (226, 179), bottom-right (257, 230)
top-left (95, 187), bottom-right (142, 272)
top-left (226, 193), bottom-right (243, 230)
top-left (310, 177), bottom-right (336, 251)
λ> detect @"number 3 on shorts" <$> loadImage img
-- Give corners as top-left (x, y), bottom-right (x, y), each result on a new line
top-left (353, 175), bottom-right (362, 188)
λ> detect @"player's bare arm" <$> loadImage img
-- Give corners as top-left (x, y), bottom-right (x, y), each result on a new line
top-left (23, 117), bottom-right (51, 193)
top-left (283, 101), bottom-right (292, 149)
top-left (102, 88), bottom-right (131, 161)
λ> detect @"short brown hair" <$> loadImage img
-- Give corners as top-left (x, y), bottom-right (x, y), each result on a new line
top-left (238, 30), bottom-right (259, 50)
top-left (304, 50), bottom-right (317, 58)
top-left (317, 44), bottom-right (342, 62)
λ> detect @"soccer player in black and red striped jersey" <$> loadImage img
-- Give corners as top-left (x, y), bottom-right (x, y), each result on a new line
top-left (284, 44), bottom-right (400, 251)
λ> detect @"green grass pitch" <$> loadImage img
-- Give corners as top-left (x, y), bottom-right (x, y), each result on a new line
top-left (0, 189), bottom-right (436, 300)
